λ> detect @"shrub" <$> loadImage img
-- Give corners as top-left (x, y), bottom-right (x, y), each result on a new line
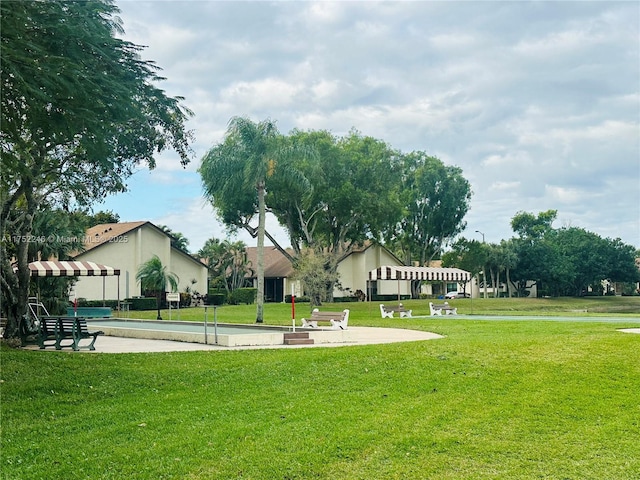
top-left (285, 295), bottom-right (310, 303)
top-left (228, 288), bottom-right (256, 305)
top-left (179, 292), bottom-right (191, 307)
top-left (334, 296), bottom-right (358, 303)
top-left (208, 293), bottom-right (226, 305)
top-left (77, 299), bottom-right (119, 309)
top-left (127, 297), bottom-right (157, 311)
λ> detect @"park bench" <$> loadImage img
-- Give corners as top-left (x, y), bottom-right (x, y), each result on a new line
top-left (379, 304), bottom-right (412, 318)
top-left (301, 309), bottom-right (349, 330)
top-left (429, 302), bottom-right (457, 316)
top-left (39, 317), bottom-right (104, 351)
top-left (38, 317), bottom-right (60, 349)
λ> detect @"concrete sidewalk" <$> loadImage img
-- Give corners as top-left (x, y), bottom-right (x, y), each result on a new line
top-left (22, 326), bottom-right (444, 353)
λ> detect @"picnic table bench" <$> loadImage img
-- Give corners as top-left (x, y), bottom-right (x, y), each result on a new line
top-left (429, 302), bottom-right (457, 316)
top-left (379, 304), bottom-right (412, 318)
top-left (39, 317), bottom-right (104, 351)
top-left (301, 309), bottom-right (349, 330)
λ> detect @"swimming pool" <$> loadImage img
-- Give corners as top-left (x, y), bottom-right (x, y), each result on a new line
top-left (87, 319), bottom-right (352, 347)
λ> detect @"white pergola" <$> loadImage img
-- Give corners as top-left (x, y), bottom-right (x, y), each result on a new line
top-left (368, 265), bottom-right (471, 300)
top-left (25, 260), bottom-right (120, 277)
top-left (21, 260), bottom-right (121, 307)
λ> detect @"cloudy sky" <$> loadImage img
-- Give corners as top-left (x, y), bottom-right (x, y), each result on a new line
top-left (100, 1), bottom-right (640, 252)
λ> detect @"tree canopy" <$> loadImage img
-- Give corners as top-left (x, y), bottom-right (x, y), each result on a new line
top-left (444, 210), bottom-right (639, 298)
top-left (1, 0), bottom-right (193, 339)
top-left (200, 120), bottom-right (474, 302)
top-left (198, 237), bottom-right (249, 294)
top-left (390, 151), bottom-right (472, 265)
top-left (200, 117), bottom-right (310, 321)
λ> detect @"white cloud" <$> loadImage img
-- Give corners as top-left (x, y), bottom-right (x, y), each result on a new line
top-left (545, 185), bottom-right (586, 204)
top-left (155, 197), bottom-right (290, 253)
top-left (106, 0), bottom-right (640, 249)
top-left (490, 181), bottom-right (521, 192)
top-left (220, 78), bottom-right (304, 110)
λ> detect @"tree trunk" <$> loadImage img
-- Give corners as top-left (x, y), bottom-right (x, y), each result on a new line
top-left (156, 290), bottom-right (162, 320)
top-left (489, 269), bottom-right (496, 298)
top-left (483, 268), bottom-right (488, 299)
top-left (2, 180), bottom-right (35, 342)
top-left (411, 280), bottom-right (421, 299)
top-left (256, 181), bottom-right (265, 323)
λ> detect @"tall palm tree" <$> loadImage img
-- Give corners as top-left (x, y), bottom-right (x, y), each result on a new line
top-left (136, 255), bottom-right (179, 320)
top-left (200, 117), bottom-right (310, 323)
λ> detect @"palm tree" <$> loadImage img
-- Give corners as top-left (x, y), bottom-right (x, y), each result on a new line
top-left (136, 255), bottom-right (179, 320)
top-left (198, 238), bottom-right (249, 294)
top-left (158, 225), bottom-right (190, 253)
top-left (200, 117), bottom-right (310, 323)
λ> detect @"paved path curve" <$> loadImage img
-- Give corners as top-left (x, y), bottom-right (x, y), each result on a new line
top-left (21, 316), bottom-right (639, 354)
top-left (22, 326), bottom-right (444, 353)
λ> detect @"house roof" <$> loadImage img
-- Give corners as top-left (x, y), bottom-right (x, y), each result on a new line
top-left (83, 221), bottom-right (147, 253)
top-left (243, 243), bottom-right (402, 279)
top-left (337, 241), bottom-right (403, 265)
top-left (77, 221), bottom-right (207, 268)
top-left (244, 246), bottom-right (295, 278)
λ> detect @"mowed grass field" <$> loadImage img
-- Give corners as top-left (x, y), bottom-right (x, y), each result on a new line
top-left (2, 297), bottom-right (639, 479)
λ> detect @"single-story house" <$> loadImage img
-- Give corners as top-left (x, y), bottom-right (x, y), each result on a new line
top-left (244, 246), bottom-right (296, 303)
top-left (71, 221), bottom-right (208, 302)
top-left (244, 243), bottom-right (472, 301)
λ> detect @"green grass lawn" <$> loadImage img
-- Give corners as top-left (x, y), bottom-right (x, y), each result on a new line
top-left (2, 298), bottom-right (639, 479)
top-left (128, 295), bottom-right (640, 325)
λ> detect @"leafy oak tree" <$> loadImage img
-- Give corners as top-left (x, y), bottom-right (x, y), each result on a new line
top-left (391, 152), bottom-right (472, 266)
top-left (509, 210), bottom-right (639, 297)
top-left (1, 0), bottom-right (192, 340)
top-left (441, 238), bottom-right (487, 297)
top-left (270, 129), bottom-right (404, 301)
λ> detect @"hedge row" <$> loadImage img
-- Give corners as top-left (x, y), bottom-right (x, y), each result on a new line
top-left (208, 288), bottom-right (258, 306)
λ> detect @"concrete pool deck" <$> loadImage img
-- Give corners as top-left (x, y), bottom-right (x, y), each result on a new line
top-left (19, 315), bottom-right (639, 353)
top-left (21, 326), bottom-right (444, 353)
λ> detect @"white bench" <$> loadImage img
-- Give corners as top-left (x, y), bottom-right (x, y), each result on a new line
top-left (301, 309), bottom-right (349, 330)
top-left (429, 302), bottom-right (457, 316)
top-left (379, 304), bottom-right (412, 318)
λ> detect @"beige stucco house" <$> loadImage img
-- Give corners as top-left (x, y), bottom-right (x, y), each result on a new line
top-left (334, 243), bottom-right (407, 298)
top-left (244, 243), bottom-right (471, 301)
top-left (71, 221), bottom-right (208, 302)
top-left (244, 246), bottom-right (296, 302)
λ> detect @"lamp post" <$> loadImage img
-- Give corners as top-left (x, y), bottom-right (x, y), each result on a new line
top-left (475, 230), bottom-right (485, 243)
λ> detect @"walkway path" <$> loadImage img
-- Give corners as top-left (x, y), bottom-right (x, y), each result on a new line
top-left (22, 326), bottom-right (444, 353)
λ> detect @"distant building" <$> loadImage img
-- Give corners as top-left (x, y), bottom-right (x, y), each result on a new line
top-left (71, 221), bottom-right (208, 302)
top-left (244, 246), bottom-right (296, 303)
top-left (244, 243), bottom-right (472, 301)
